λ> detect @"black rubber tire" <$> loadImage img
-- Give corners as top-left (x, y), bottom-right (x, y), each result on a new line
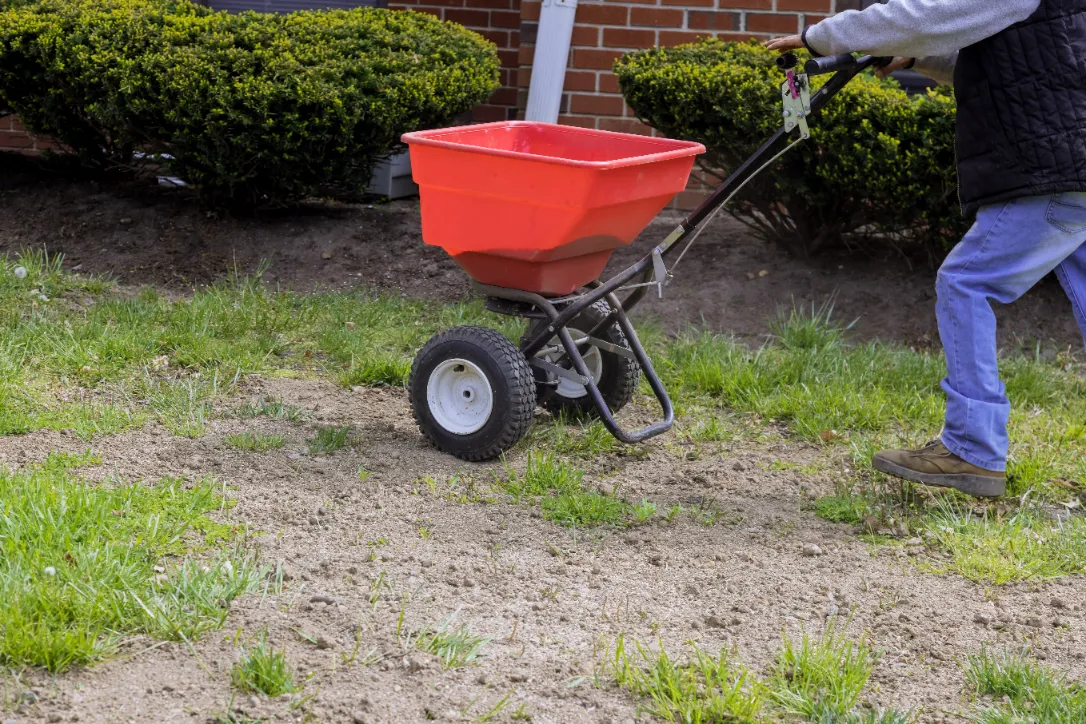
top-left (521, 300), bottom-right (641, 417)
top-left (409, 326), bottom-right (536, 462)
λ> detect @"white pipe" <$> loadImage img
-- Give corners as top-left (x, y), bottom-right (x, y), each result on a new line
top-left (525, 0), bottom-right (579, 123)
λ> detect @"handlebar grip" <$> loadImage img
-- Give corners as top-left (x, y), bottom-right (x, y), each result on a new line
top-left (804, 53), bottom-right (857, 76)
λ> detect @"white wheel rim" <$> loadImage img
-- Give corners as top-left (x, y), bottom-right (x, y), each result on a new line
top-left (426, 358), bottom-right (495, 435)
top-left (543, 331), bottom-right (603, 399)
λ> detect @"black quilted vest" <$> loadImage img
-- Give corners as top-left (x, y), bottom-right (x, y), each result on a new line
top-left (955, 0), bottom-right (1086, 216)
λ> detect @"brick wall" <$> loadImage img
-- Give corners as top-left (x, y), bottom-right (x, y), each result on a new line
top-left (516, 0), bottom-right (839, 134)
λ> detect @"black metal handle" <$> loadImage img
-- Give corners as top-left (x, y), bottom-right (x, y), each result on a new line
top-left (804, 53), bottom-right (857, 76)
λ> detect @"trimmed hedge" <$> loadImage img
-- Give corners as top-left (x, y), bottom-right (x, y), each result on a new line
top-left (615, 40), bottom-right (966, 257)
top-left (0, 0), bottom-right (499, 205)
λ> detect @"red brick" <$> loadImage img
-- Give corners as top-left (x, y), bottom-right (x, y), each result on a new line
top-left (630, 7), bottom-right (683, 27)
top-left (472, 105), bottom-right (508, 122)
top-left (444, 8), bottom-right (489, 26)
top-left (745, 12), bottom-right (800, 33)
top-left (598, 72), bottom-right (620, 93)
top-left (516, 67), bottom-right (532, 87)
top-left (804, 13), bottom-right (827, 23)
top-left (488, 86), bottom-right (518, 105)
top-left (572, 48), bottom-right (624, 70)
top-left (477, 29), bottom-right (510, 45)
top-left (602, 27), bottom-right (655, 48)
top-left (777, 0), bottom-right (829, 10)
top-left (663, 0), bottom-right (712, 6)
top-left (558, 115), bottom-right (599, 129)
top-left (688, 10), bottom-right (736, 30)
top-left (569, 93), bottom-right (624, 116)
top-left (564, 70), bottom-right (598, 92)
top-left (414, 0), bottom-right (464, 6)
top-left (659, 30), bottom-right (713, 46)
top-left (521, 0), bottom-right (540, 19)
top-left (467, 0), bottom-right (512, 8)
top-left (0, 133), bottom-right (36, 150)
top-left (575, 3), bottom-right (628, 25)
top-left (717, 31), bottom-right (767, 41)
top-left (718, 0), bottom-right (771, 7)
top-left (570, 25), bottom-right (600, 46)
top-left (497, 49), bottom-right (519, 67)
top-left (598, 118), bottom-right (652, 135)
top-left (518, 44), bottom-right (536, 64)
top-left (491, 9), bottom-right (520, 27)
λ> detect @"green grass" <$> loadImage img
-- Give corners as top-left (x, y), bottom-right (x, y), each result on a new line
top-left (921, 503), bottom-right (1086, 584)
top-left (604, 625), bottom-right (910, 723)
top-left (814, 494), bottom-right (867, 525)
top-left (237, 396), bottom-right (305, 423)
top-left (500, 452), bottom-right (643, 527)
top-left (307, 425), bottom-right (352, 454)
top-left (769, 623), bottom-right (877, 720)
top-left (408, 616), bottom-right (491, 669)
top-left (966, 648), bottom-right (1086, 723)
top-left (608, 634), bottom-right (764, 723)
top-left (659, 304), bottom-right (1086, 500)
top-left (231, 636), bottom-right (297, 697)
top-left (226, 432), bottom-right (286, 452)
top-left (0, 451), bottom-right (257, 671)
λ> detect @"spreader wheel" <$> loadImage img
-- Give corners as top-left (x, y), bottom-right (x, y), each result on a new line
top-left (522, 301), bottom-right (641, 417)
top-left (409, 326), bottom-right (536, 461)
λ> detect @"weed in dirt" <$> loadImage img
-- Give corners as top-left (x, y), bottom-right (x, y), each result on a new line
top-left (921, 503), bottom-right (1086, 584)
top-left (606, 634), bottom-right (764, 722)
top-left (226, 432), bottom-right (286, 452)
top-left (231, 635), bottom-right (298, 697)
top-left (543, 490), bottom-right (628, 527)
top-left (0, 452), bottom-right (257, 671)
top-left (407, 616), bottom-right (490, 669)
top-left (307, 425), bottom-right (352, 454)
top-left (630, 499), bottom-right (657, 524)
top-left (814, 494), bottom-right (867, 525)
top-left (237, 396), bottom-right (306, 423)
top-left (965, 648), bottom-right (1086, 723)
top-left (501, 453), bottom-right (635, 527)
top-left (132, 369), bottom-right (240, 437)
top-left (768, 622), bottom-right (880, 720)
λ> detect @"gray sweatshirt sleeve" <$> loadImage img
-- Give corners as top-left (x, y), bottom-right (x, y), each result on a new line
top-left (913, 53), bottom-right (958, 87)
top-left (803, 0), bottom-right (1040, 60)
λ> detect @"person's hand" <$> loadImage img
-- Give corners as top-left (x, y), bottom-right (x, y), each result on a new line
top-left (764, 35), bottom-right (804, 53)
top-left (875, 56), bottom-right (913, 78)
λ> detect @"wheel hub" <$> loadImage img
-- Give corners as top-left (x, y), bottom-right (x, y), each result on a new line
top-left (540, 330), bottom-right (603, 399)
top-left (426, 358), bottom-right (494, 435)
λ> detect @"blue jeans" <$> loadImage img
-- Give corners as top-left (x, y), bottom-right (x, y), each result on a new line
top-left (937, 192), bottom-right (1086, 472)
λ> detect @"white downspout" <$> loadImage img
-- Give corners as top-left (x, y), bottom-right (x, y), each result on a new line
top-left (524, 0), bottom-right (579, 123)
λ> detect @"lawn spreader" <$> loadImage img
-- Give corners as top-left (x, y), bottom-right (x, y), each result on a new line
top-left (402, 52), bottom-right (890, 461)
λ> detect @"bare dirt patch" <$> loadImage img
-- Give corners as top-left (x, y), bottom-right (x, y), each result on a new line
top-left (2, 378), bottom-right (1083, 723)
top-left (2, 153), bottom-right (1082, 352)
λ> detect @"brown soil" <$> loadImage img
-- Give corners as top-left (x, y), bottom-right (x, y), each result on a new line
top-left (1, 155), bottom-right (1085, 724)
top-left (2, 153), bottom-right (1082, 352)
top-left (2, 378), bottom-right (1084, 724)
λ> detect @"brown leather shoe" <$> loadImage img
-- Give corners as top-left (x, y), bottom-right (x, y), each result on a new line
top-left (872, 440), bottom-right (1006, 497)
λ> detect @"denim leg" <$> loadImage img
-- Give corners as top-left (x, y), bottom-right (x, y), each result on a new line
top-left (936, 193), bottom-right (1086, 471)
top-left (1054, 242), bottom-right (1086, 346)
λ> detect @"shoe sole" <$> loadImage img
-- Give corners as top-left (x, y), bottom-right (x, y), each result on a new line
top-left (873, 456), bottom-right (1006, 498)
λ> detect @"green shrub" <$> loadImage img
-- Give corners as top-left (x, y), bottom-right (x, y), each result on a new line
top-left (615, 40), bottom-right (967, 257)
top-left (0, 0), bottom-right (498, 205)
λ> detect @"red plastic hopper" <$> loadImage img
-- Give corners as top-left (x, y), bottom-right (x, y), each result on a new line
top-left (402, 121), bottom-right (704, 296)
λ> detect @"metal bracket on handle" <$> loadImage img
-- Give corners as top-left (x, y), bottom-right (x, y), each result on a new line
top-left (782, 71), bottom-right (812, 139)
